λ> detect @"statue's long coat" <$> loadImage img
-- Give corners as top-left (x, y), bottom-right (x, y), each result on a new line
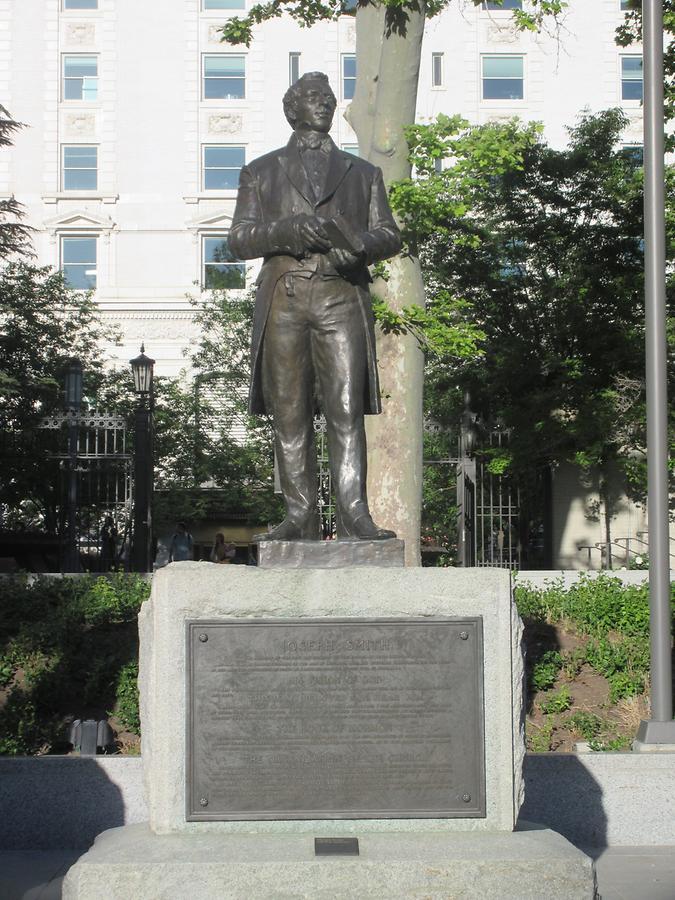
top-left (228, 134), bottom-right (402, 416)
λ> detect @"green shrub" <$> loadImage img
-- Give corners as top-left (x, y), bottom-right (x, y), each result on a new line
top-left (0, 690), bottom-right (46, 755)
top-left (0, 574), bottom-right (149, 755)
top-left (514, 573), bottom-right (674, 640)
top-left (515, 575), bottom-right (671, 712)
top-left (565, 711), bottom-right (604, 741)
top-left (114, 662), bottom-right (140, 735)
top-left (530, 649), bottom-right (563, 692)
top-left (539, 685), bottom-right (572, 714)
top-left (528, 716), bottom-right (554, 752)
top-left (585, 635), bottom-right (648, 702)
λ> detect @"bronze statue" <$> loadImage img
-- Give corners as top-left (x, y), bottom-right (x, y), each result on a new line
top-left (229, 72), bottom-right (401, 542)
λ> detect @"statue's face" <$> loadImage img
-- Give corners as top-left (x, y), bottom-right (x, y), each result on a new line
top-left (293, 79), bottom-right (336, 133)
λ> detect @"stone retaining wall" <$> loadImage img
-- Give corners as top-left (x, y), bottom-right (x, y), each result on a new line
top-left (1, 753), bottom-right (672, 851)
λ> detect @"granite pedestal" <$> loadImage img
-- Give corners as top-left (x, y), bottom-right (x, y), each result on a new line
top-left (63, 564), bottom-right (595, 898)
top-left (63, 821), bottom-right (596, 899)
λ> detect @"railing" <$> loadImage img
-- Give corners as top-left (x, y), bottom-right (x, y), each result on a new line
top-left (579, 532), bottom-right (675, 569)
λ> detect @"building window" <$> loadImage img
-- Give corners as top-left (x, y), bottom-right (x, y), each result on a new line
top-left (202, 236), bottom-right (245, 289)
top-left (342, 54), bottom-right (356, 100)
top-left (482, 55), bottom-right (524, 100)
top-left (289, 52), bottom-right (300, 86)
top-left (202, 0), bottom-right (245, 8)
top-left (620, 0), bottom-right (633, 10)
top-left (63, 0), bottom-right (98, 8)
top-left (431, 52), bottom-right (443, 87)
top-left (341, 144), bottom-right (359, 157)
top-left (340, 0), bottom-right (357, 12)
top-left (62, 145), bottom-right (97, 190)
top-left (621, 56), bottom-right (643, 101)
top-left (61, 236), bottom-right (97, 290)
top-left (203, 55), bottom-right (246, 100)
top-left (483, 0), bottom-right (522, 8)
top-left (63, 56), bottom-right (98, 101)
top-left (203, 145), bottom-right (245, 190)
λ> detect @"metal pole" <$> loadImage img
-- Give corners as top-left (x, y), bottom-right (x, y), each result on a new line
top-left (635, 0), bottom-right (675, 747)
top-left (131, 397), bottom-right (153, 572)
top-left (64, 415), bottom-right (79, 572)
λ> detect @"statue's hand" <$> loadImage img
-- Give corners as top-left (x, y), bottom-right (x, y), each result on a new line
top-left (297, 216), bottom-right (332, 253)
top-left (327, 247), bottom-right (365, 271)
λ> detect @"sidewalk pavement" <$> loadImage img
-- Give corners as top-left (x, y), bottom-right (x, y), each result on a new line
top-left (0, 846), bottom-right (673, 899)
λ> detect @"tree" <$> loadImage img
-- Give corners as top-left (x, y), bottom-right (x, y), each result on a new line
top-left (220, 0), bottom-right (567, 564)
top-left (391, 108), bottom-right (675, 551)
top-left (184, 288), bottom-right (283, 527)
top-left (616, 0), bottom-right (675, 148)
top-left (0, 263), bottom-right (112, 531)
top-left (94, 291), bottom-right (283, 536)
top-left (0, 106), bottom-right (33, 258)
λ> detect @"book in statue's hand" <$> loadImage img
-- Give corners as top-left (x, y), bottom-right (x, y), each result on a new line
top-left (322, 215), bottom-right (365, 256)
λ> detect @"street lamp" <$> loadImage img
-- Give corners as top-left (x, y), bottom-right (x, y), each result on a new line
top-left (130, 344), bottom-right (155, 572)
top-left (63, 358), bottom-right (83, 573)
top-left (130, 344), bottom-right (155, 398)
top-left (64, 358), bottom-right (83, 410)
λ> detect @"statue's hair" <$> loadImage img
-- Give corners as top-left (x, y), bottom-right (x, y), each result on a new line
top-left (282, 72), bottom-right (337, 128)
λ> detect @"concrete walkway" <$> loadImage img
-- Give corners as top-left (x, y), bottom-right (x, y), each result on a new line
top-left (1, 846), bottom-right (674, 899)
top-left (590, 846), bottom-right (675, 900)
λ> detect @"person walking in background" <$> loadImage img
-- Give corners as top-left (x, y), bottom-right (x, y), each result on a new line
top-left (210, 532), bottom-right (236, 564)
top-left (100, 515), bottom-right (118, 572)
top-left (169, 522), bottom-right (193, 562)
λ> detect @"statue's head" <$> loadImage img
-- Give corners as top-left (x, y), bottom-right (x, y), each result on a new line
top-left (283, 72), bottom-right (337, 133)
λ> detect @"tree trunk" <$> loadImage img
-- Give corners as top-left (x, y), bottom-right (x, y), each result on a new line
top-left (346, 1), bottom-right (426, 566)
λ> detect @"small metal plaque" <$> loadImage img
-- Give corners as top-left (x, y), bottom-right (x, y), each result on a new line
top-left (186, 618), bottom-right (485, 820)
top-left (315, 837), bottom-right (360, 856)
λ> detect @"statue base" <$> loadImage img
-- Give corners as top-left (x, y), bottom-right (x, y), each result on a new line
top-left (256, 538), bottom-right (405, 568)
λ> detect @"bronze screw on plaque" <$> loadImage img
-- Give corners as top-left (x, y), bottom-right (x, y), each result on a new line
top-left (199, 633), bottom-right (208, 643)
top-left (460, 632), bottom-right (469, 640)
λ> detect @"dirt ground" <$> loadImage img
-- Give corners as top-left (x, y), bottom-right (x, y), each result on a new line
top-left (524, 620), bottom-right (648, 752)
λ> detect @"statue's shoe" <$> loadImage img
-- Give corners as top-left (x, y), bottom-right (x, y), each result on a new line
top-left (254, 515), bottom-right (320, 542)
top-left (337, 514), bottom-right (396, 541)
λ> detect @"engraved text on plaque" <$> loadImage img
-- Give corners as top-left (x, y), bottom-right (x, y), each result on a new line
top-left (186, 617), bottom-right (485, 820)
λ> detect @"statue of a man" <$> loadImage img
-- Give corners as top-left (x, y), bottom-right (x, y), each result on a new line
top-left (229, 72), bottom-right (401, 542)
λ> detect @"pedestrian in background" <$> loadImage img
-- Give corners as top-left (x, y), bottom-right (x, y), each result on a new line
top-left (169, 522), bottom-right (193, 562)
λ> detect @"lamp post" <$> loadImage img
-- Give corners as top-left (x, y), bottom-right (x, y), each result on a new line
top-left (635, 0), bottom-right (675, 748)
top-left (130, 344), bottom-right (155, 572)
top-left (63, 358), bottom-right (83, 572)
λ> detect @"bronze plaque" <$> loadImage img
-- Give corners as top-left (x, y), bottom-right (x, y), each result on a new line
top-left (186, 618), bottom-right (485, 820)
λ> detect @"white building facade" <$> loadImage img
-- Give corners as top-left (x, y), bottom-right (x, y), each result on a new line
top-left (3, 0), bottom-right (663, 568)
top-left (2, 0), bottom-right (644, 374)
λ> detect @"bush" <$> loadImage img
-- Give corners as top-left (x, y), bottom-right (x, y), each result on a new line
top-left (539, 685), bottom-right (572, 714)
top-left (530, 650), bottom-right (563, 692)
top-left (115, 662), bottom-right (140, 734)
top-left (0, 574), bottom-right (149, 755)
top-left (514, 573), bottom-right (669, 639)
top-left (515, 574), bottom-right (671, 710)
top-left (565, 711), bottom-right (604, 741)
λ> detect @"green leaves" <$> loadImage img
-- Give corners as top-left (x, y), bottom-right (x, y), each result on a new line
top-left (372, 291), bottom-right (485, 360)
top-left (616, 0), bottom-right (675, 144)
top-left (390, 116), bottom-right (543, 247)
top-left (401, 108), bottom-right (668, 490)
top-left (218, 0), bottom-right (568, 48)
